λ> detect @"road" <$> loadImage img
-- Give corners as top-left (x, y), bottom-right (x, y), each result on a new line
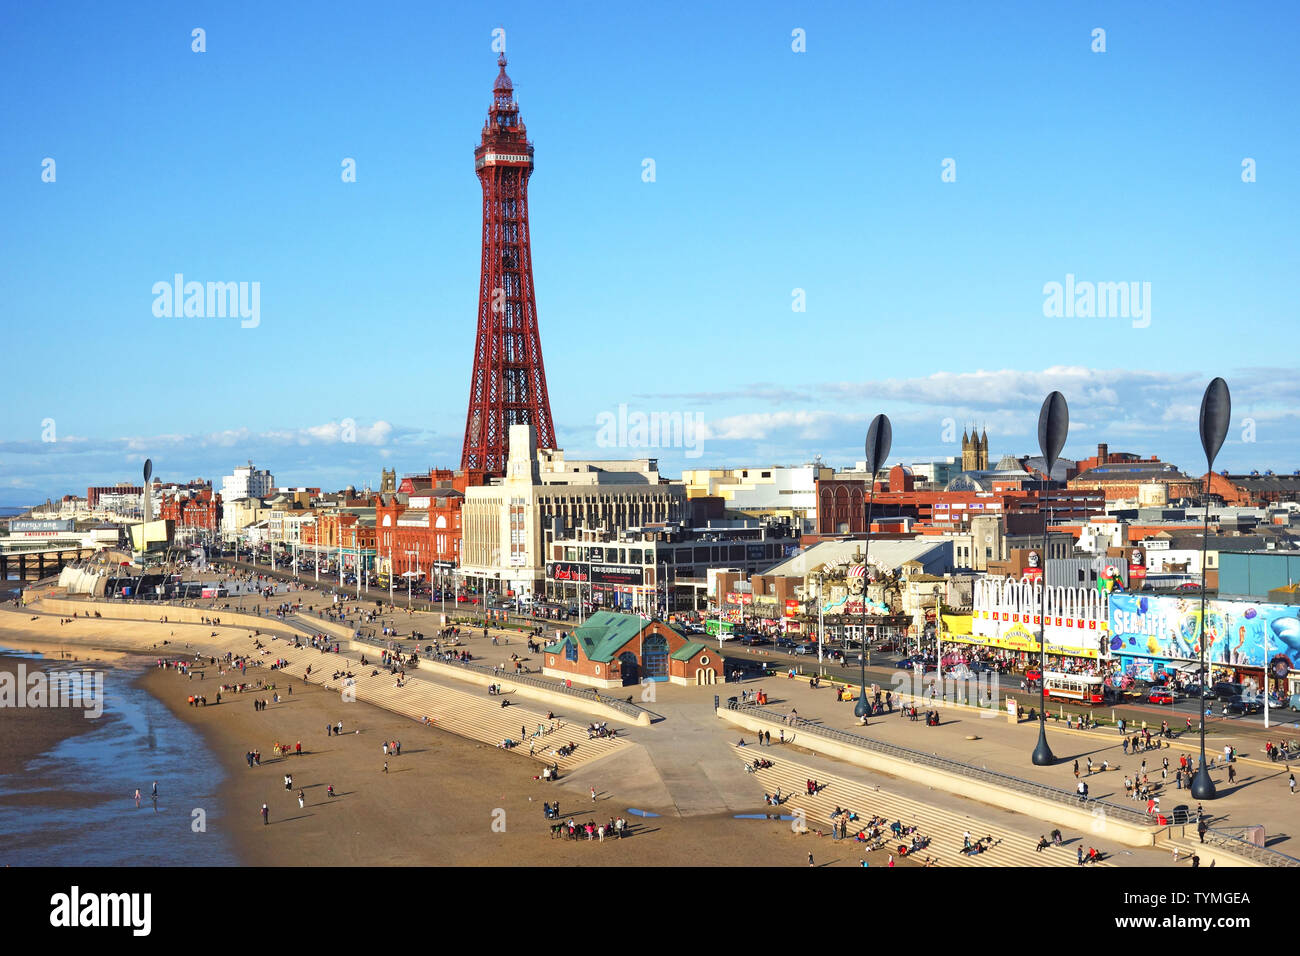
top-left (714, 638), bottom-right (1300, 736)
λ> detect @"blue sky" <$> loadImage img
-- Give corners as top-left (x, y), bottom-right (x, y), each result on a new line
top-left (2, 0), bottom-right (1298, 504)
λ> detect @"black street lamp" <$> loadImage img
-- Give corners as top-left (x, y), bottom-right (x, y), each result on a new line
top-left (1191, 377), bottom-right (1230, 801)
top-left (856, 414), bottom-right (892, 721)
top-left (1032, 391), bottom-right (1069, 766)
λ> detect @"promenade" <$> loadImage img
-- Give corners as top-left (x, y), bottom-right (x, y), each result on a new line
top-left (13, 577), bottom-right (1298, 866)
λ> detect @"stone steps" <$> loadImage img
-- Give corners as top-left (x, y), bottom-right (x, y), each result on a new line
top-left (739, 747), bottom-right (1110, 867)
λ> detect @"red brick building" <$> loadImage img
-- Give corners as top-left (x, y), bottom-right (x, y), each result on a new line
top-left (159, 486), bottom-right (220, 530)
top-left (375, 469), bottom-right (485, 578)
top-left (812, 470), bottom-right (1103, 542)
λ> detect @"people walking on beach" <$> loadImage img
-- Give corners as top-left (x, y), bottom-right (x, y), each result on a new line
top-left (297, 789), bottom-right (305, 809)
top-left (327, 785), bottom-right (335, 798)
top-left (590, 786), bottom-right (597, 802)
top-left (261, 804), bottom-right (269, 825)
top-left (383, 761), bottom-right (389, 773)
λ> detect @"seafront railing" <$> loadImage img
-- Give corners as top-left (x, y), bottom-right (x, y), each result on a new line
top-left (1201, 826), bottom-right (1300, 867)
top-left (725, 700), bottom-right (1154, 826)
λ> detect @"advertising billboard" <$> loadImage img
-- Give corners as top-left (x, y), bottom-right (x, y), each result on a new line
top-left (1108, 593), bottom-right (1300, 670)
top-left (10, 518), bottom-right (75, 533)
top-left (591, 564), bottom-right (644, 586)
top-left (546, 562), bottom-right (589, 582)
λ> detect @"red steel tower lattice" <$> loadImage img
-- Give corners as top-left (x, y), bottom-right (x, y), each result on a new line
top-left (461, 53), bottom-right (555, 475)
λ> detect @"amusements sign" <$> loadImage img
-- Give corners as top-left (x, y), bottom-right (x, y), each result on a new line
top-left (1108, 593), bottom-right (1300, 668)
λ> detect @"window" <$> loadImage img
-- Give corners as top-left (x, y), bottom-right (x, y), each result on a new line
top-left (565, 641), bottom-right (578, 662)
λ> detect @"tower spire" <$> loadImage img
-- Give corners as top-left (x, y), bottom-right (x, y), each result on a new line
top-left (462, 53), bottom-right (555, 476)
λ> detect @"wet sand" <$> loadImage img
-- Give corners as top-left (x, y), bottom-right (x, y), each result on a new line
top-left (0, 653), bottom-right (103, 782)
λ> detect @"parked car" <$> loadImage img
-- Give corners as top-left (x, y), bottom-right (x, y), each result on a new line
top-left (1222, 696), bottom-right (1262, 716)
top-left (1147, 691), bottom-right (1179, 705)
top-left (774, 636), bottom-right (797, 650)
top-left (1212, 682), bottom-right (1241, 701)
top-left (739, 634), bottom-right (768, 646)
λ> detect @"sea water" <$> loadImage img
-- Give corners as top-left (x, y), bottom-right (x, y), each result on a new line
top-left (0, 650), bottom-right (238, 866)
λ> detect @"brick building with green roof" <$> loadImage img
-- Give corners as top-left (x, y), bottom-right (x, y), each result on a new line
top-left (542, 610), bottom-right (721, 688)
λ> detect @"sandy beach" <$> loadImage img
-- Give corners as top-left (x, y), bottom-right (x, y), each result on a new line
top-left (0, 606), bottom-right (857, 867)
top-left (138, 660), bottom-right (852, 866)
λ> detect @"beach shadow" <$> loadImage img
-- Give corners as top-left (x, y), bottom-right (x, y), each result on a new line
top-left (274, 814), bottom-right (313, 823)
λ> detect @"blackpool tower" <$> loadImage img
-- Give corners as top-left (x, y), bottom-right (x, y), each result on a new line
top-left (461, 53), bottom-right (555, 475)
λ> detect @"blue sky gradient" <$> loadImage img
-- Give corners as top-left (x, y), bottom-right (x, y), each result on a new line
top-left (2, 1), bottom-right (1297, 503)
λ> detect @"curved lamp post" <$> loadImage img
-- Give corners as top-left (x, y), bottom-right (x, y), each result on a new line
top-left (1191, 378), bottom-right (1230, 801)
top-left (1032, 392), bottom-right (1069, 766)
top-left (855, 414), bottom-right (892, 721)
